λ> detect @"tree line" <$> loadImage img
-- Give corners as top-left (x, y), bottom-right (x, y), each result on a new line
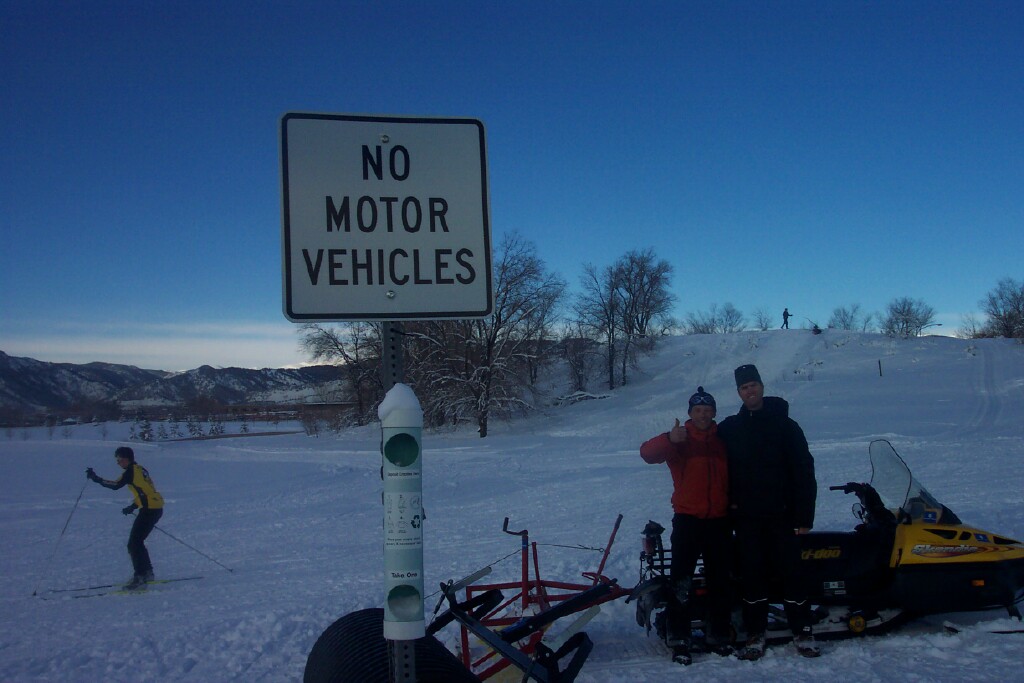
top-left (300, 234), bottom-right (1022, 437)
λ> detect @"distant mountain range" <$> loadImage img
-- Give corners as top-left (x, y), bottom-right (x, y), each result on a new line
top-left (0, 350), bottom-right (345, 417)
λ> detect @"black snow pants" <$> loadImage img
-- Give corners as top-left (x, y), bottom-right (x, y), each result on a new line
top-left (128, 508), bottom-right (163, 577)
top-left (666, 513), bottom-right (733, 644)
top-left (734, 516), bottom-right (811, 637)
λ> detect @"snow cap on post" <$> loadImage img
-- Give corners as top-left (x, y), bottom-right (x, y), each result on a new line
top-left (378, 383), bottom-right (423, 428)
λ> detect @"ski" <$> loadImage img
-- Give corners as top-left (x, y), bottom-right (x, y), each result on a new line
top-left (40, 576), bottom-right (203, 599)
top-left (943, 620), bottom-right (1024, 635)
top-left (72, 576), bottom-right (204, 598)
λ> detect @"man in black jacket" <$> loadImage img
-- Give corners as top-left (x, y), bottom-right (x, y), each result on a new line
top-left (717, 364), bottom-right (820, 659)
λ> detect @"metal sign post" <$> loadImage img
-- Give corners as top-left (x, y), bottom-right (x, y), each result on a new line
top-left (379, 345), bottom-right (423, 682)
top-left (280, 113), bottom-right (493, 683)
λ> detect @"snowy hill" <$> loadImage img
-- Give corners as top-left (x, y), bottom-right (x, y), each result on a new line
top-left (0, 350), bottom-right (169, 413)
top-left (0, 351), bottom-right (345, 415)
top-left (1, 330), bottom-right (1022, 681)
top-left (115, 364), bottom-right (347, 409)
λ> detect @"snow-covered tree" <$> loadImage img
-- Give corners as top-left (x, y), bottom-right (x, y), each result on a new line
top-left (137, 417), bottom-right (153, 442)
top-left (207, 416), bottom-right (224, 436)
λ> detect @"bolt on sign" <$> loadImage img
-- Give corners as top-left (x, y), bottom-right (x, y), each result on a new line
top-left (280, 113), bottom-right (493, 321)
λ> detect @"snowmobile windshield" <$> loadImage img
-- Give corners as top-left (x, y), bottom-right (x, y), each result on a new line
top-left (868, 440), bottom-right (961, 525)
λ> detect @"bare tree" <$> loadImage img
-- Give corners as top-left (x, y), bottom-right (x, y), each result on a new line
top-left (718, 303), bottom-right (745, 333)
top-left (684, 303), bottom-right (745, 334)
top-left (828, 304), bottom-right (864, 331)
top-left (560, 321), bottom-right (601, 392)
top-left (614, 249), bottom-right (675, 385)
top-left (403, 234), bottom-right (565, 437)
top-left (684, 306), bottom-right (720, 335)
top-left (300, 322), bottom-right (382, 424)
top-left (752, 308), bottom-right (772, 331)
top-left (881, 297), bottom-right (936, 338)
top-left (957, 312), bottom-right (985, 339)
top-left (980, 277), bottom-right (1024, 338)
top-left (575, 263), bottom-right (624, 389)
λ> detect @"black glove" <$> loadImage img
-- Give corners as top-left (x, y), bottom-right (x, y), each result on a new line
top-left (122, 504), bottom-right (137, 516)
top-left (86, 468), bottom-right (100, 482)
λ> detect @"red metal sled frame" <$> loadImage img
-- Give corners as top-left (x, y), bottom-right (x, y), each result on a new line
top-left (459, 514), bottom-right (629, 680)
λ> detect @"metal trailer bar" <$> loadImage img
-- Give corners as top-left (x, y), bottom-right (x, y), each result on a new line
top-left (455, 516), bottom-right (630, 680)
top-left (429, 584), bottom-right (598, 683)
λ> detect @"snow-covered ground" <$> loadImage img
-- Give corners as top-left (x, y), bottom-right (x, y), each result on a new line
top-left (2, 330), bottom-right (1022, 681)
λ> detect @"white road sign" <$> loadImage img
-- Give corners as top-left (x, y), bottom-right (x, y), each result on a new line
top-left (280, 113), bottom-right (492, 321)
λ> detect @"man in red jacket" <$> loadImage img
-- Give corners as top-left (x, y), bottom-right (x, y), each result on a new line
top-left (640, 386), bottom-right (731, 665)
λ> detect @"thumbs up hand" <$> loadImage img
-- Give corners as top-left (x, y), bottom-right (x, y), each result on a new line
top-left (668, 418), bottom-right (687, 444)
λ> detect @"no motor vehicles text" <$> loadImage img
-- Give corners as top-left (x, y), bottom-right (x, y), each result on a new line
top-left (302, 247), bottom-right (476, 286)
top-left (297, 143), bottom-right (482, 289)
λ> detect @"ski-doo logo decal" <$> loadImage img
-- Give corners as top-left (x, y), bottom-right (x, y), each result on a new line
top-left (801, 547), bottom-right (842, 560)
top-left (923, 511), bottom-right (938, 523)
top-left (911, 544), bottom-right (984, 558)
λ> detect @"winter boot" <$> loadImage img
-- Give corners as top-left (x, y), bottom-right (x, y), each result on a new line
top-left (142, 570), bottom-right (155, 583)
top-left (671, 641), bottom-right (693, 666)
top-left (735, 633), bottom-right (766, 661)
top-left (124, 574), bottom-right (147, 591)
top-left (705, 630), bottom-right (735, 657)
top-left (794, 627), bottom-right (821, 658)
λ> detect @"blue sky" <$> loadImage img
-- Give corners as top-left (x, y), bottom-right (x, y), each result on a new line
top-left (2, 1), bottom-right (1022, 370)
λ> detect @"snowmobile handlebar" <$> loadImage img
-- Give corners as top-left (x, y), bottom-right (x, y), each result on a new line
top-left (829, 482), bottom-right (868, 494)
top-left (830, 482), bottom-right (896, 526)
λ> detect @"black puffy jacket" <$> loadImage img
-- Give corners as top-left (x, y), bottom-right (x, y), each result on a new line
top-left (717, 396), bottom-right (817, 528)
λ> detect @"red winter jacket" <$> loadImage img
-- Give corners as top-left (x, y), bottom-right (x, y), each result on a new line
top-left (640, 420), bottom-right (729, 518)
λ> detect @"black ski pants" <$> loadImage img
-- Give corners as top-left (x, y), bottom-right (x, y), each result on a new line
top-left (734, 516), bottom-right (811, 636)
top-left (128, 508), bottom-right (162, 577)
top-left (666, 513), bottom-right (733, 644)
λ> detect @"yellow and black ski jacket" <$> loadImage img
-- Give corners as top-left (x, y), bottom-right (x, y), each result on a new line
top-left (98, 463), bottom-right (164, 510)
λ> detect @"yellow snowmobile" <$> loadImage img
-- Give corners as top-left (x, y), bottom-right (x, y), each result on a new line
top-left (632, 439), bottom-right (1024, 645)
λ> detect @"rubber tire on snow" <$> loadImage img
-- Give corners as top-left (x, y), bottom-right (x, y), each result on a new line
top-left (304, 608), bottom-right (479, 683)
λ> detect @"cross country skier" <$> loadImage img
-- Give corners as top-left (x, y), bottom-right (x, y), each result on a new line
top-left (86, 446), bottom-right (164, 589)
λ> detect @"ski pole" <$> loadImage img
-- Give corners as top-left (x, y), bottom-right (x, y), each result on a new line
top-left (32, 481), bottom-right (88, 596)
top-left (151, 523), bottom-right (234, 573)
